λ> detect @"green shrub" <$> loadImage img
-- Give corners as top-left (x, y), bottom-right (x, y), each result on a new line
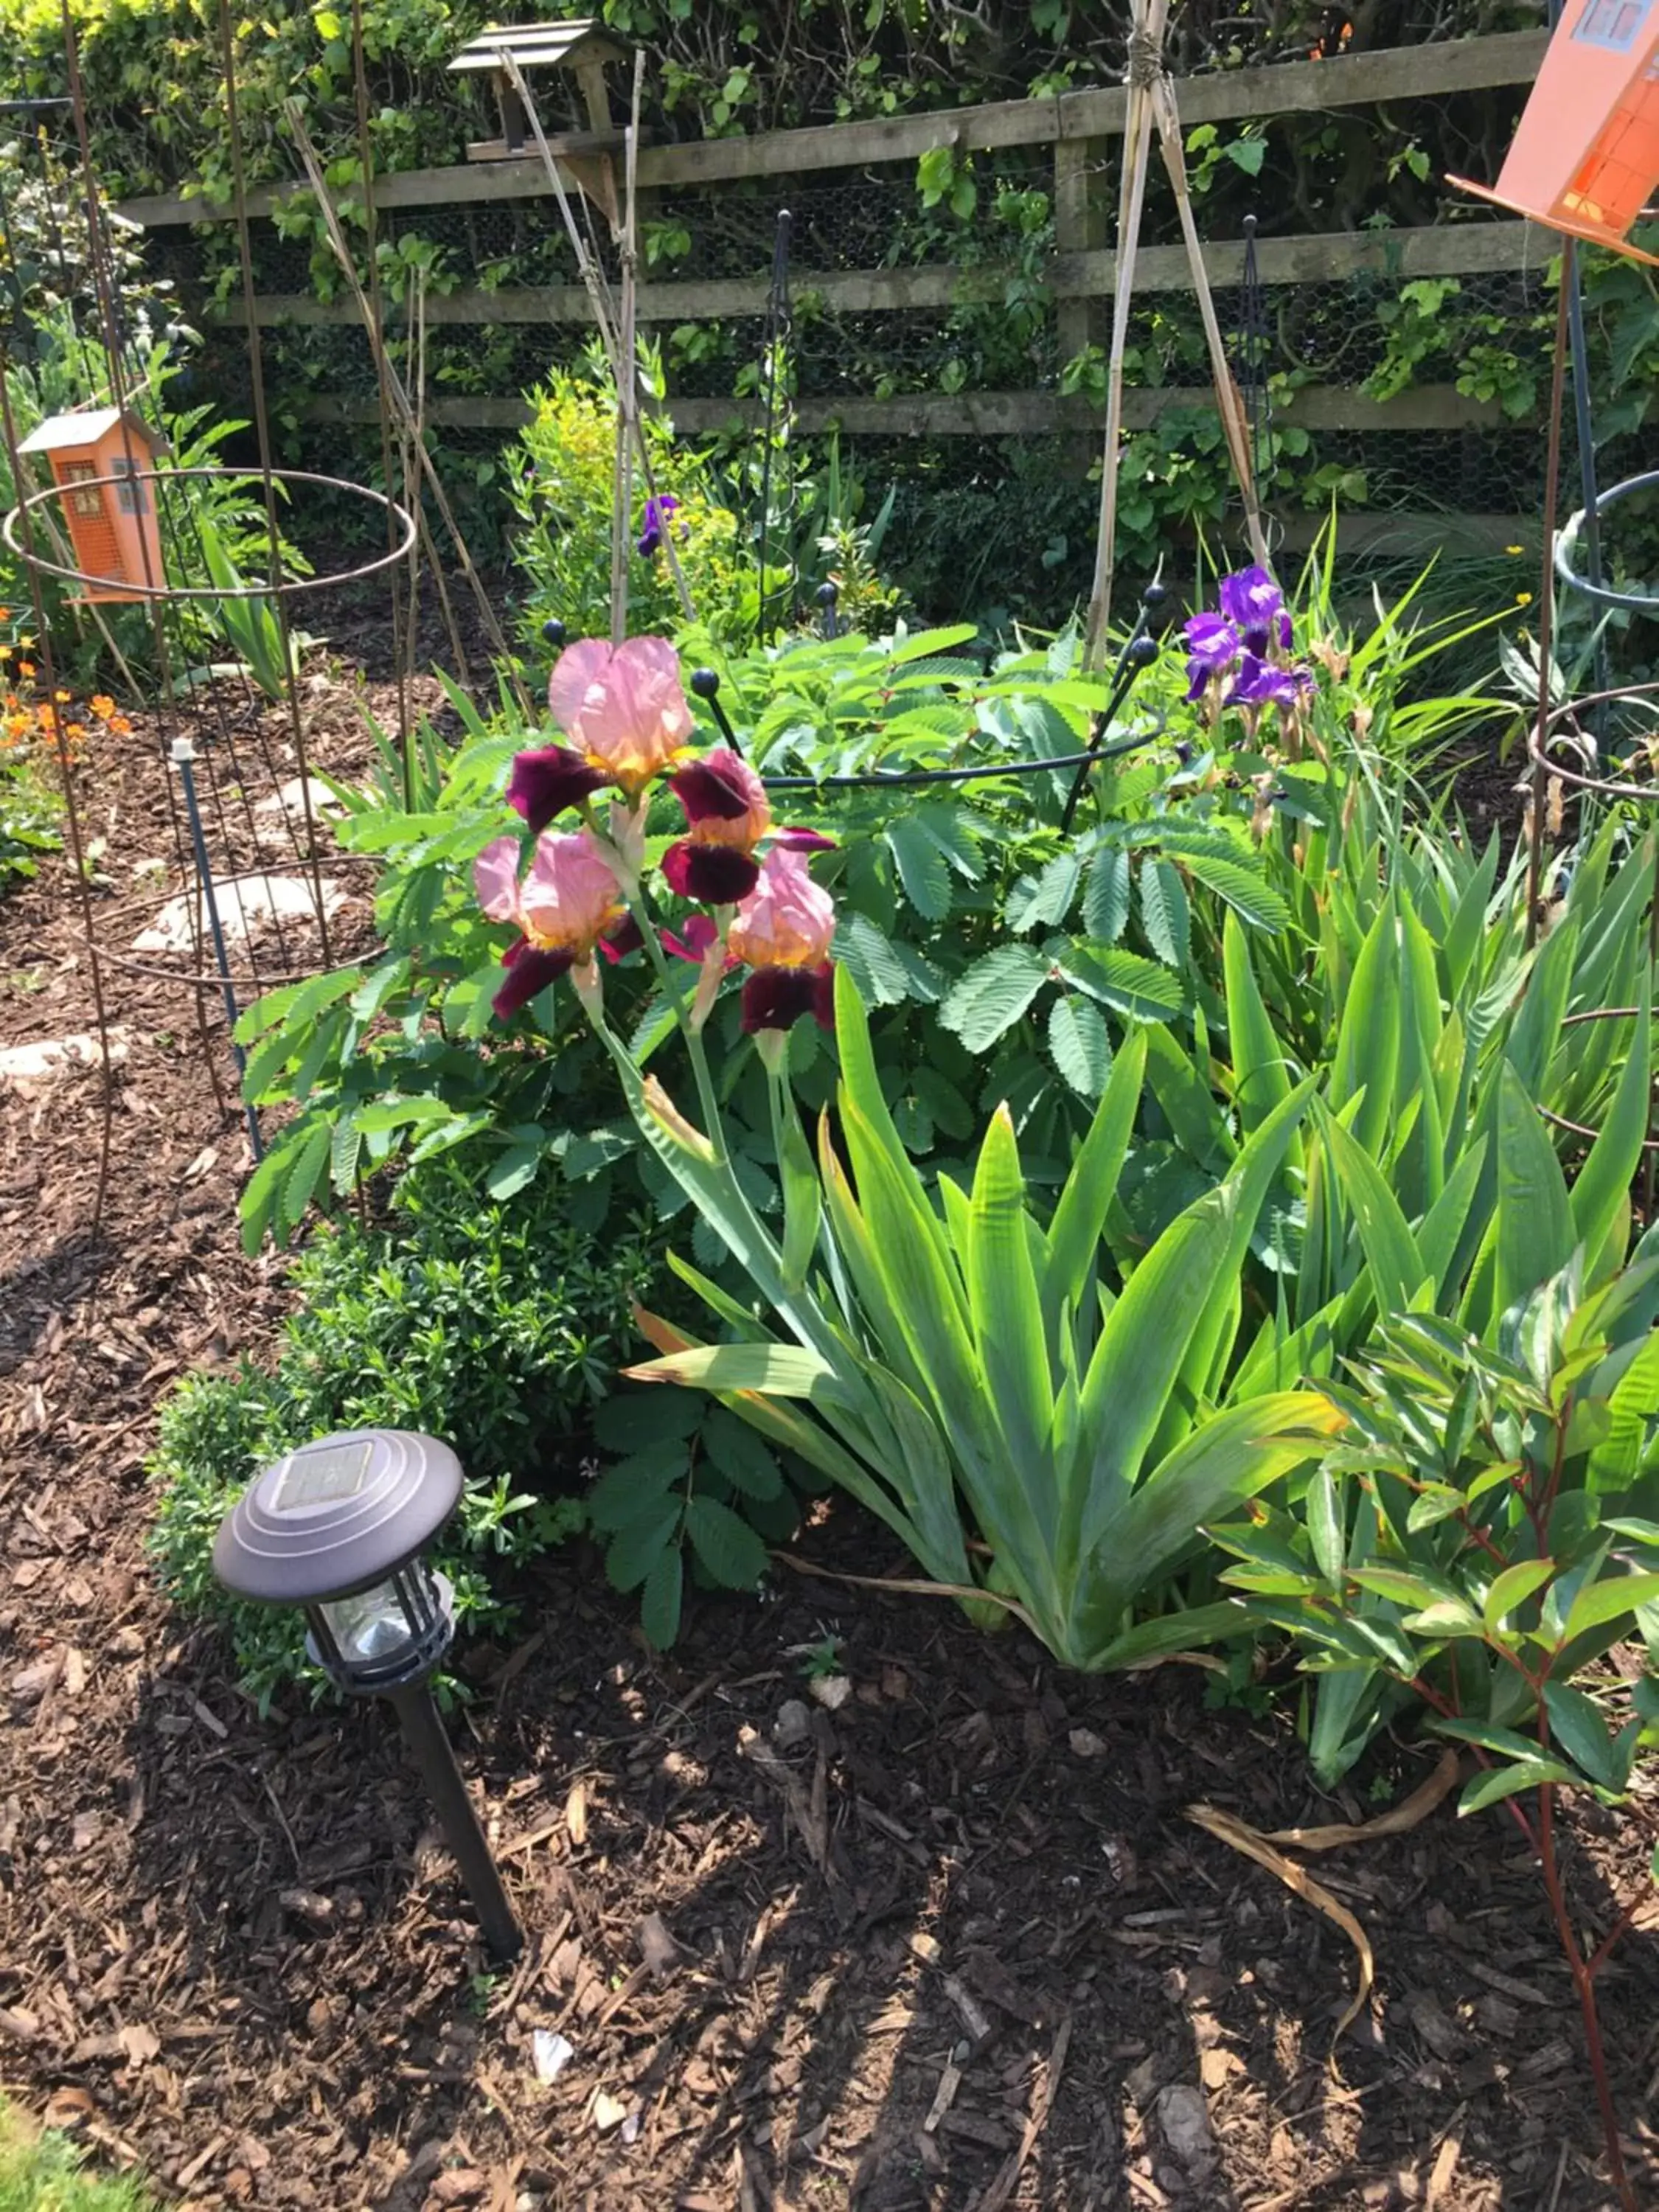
top-left (506, 352), bottom-right (748, 651)
top-left (149, 1155), bottom-right (659, 1706)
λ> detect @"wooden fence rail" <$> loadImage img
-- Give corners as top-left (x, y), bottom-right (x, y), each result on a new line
top-left (296, 380), bottom-right (1523, 437)
top-left (118, 29), bottom-right (1545, 228)
top-left (218, 217), bottom-right (1550, 333)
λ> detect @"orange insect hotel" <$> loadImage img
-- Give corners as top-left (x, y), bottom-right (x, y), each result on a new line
top-left (15, 408), bottom-right (168, 603)
top-left (1450, 0), bottom-right (1659, 263)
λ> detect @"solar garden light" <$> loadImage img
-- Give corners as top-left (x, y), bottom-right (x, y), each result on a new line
top-left (212, 1427), bottom-right (522, 1960)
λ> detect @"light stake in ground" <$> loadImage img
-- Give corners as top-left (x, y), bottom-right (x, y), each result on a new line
top-left (212, 1427), bottom-right (522, 1959)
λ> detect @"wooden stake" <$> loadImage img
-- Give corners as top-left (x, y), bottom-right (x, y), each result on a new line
top-left (610, 52), bottom-right (644, 644)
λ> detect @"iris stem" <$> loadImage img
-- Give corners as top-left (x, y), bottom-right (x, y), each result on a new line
top-left (620, 880), bottom-right (731, 1168)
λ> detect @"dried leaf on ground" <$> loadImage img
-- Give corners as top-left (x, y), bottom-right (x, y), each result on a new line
top-left (1262, 1749), bottom-right (1460, 1851)
top-left (1186, 1802), bottom-right (1374, 2050)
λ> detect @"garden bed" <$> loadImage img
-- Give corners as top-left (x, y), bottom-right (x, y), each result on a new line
top-left (2, 656), bottom-right (1658, 2212)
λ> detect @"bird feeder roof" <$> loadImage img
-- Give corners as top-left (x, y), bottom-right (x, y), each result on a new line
top-left (17, 407), bottom-right (167, 456)
top-left (448, 17), bottom-right (629, 75)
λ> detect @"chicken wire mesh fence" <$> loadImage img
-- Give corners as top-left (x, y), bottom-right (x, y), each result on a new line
top-left (170, 209), bottom-right (1606, 566)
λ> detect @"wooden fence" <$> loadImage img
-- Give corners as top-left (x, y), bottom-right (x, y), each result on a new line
top-left (119, 29), bottom-right (1554, 552)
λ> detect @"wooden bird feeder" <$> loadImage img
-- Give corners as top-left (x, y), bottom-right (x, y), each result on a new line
top-left (449, 18), bottom-right (631, 164)
top-left (17, 408), bottom-right (167, 602)
top-left (1450, 0), bottom-right (1659, 264)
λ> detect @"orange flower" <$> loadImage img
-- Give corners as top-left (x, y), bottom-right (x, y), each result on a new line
top-left (0, 606), bottom-right (13, 620)
top-left (19, 661), bottom-right (36, 678)
top-left (109, 716), bottom-right (133, 737)
top-left (64, 722), bottom-right (86, 743)
top-left (89, 694), bottom-right (116, 720)
top-left (54, 688), bottom-right (71, 703)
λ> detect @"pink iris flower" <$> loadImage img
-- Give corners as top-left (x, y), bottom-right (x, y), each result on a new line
top-left (726, 847), bottom-right (837, 1032)
top-left (508, 636), bottom-right (697, 833)
top-left (663, 849), bottom-right (838, 1032)
top-left (661, 748), bottom-right (835, 905)
top-left (475, 828), bottom-right (635, 1019)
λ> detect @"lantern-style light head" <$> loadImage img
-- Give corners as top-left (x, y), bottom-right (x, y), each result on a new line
top-left (213, 1429), bottom-right (462, 1695)
top-left (212, 1428), bottom-right (521, 1958)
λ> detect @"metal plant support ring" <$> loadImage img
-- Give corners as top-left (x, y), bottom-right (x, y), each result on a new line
top-left (1526, 681), bottom-right (1659, 1183)
top-left (1526, 679), bottom-right (1659, 808)
top-left (2, 465), bottom-right (417, 599)
top-left (1537, 1009), bottom-right (1659, 1152)
top-left (1554, 470), bottom-right (1659, 616)
top-left (90, 859), bottom-right (381, 996)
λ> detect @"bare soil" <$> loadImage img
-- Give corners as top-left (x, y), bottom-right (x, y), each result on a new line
top-left (1, 645), bottom-right (1658, 2212)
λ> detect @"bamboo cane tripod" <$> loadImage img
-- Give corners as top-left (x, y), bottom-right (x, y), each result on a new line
top-left (1082, 0), bottom-right (1271, 670)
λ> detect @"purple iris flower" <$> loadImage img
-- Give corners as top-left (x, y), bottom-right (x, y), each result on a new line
top-left (1218, 565), bottom-right (1288, 658)
top-left (1225, 653), bottom-right (1310, 710)
top-left (637, 493), bottom-right (680, 557)
top-left (1183, 611), bottom-right (1240, 700)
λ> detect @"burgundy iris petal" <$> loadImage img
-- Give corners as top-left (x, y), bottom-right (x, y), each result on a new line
top-left (669, 754), bottom-right (755, 824)
top-left (663, 914), bottom-right (720, 964)
top-left (597, 914), bottom-right (644, 965)
top-left (507, 744), bottom-right (611, 835)
top-left (663, 839), bottom-right (761, 903)
top-left (741, 963), bottom-right (832, 1034)
top-left (492, 939), bottom-right (572, 1019)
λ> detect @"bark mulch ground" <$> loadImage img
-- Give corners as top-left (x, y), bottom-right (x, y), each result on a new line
top-left (1, 655), bottom-right (1658, 2212)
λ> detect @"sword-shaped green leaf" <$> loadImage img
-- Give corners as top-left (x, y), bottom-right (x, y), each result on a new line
top-left (1222, 911), bottom-right (1293, 1138)
top-left (1495, 1060), bottom-right (1575, 1321)
top-left (1331, 897), bottom-right (1402, 1160)
top-left (967, 1105), bottom-right (1057, 1528)
top-left (1568, 978), bottom-right (1650, 1272)
top-left (1315, 1102), bottom-right (1425, 1322)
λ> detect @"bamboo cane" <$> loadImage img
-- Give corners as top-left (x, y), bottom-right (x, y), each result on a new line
top-left (498, 48), bottom-right (698, 630)
top-left (609, 52), bottom-right (644, 644)
top-left (283, 99), bottom-right (532, 714)
top-left (1081, 0), bottom-right (1167, 671)
top-left (1151, 74), bottom-right (1269, 571)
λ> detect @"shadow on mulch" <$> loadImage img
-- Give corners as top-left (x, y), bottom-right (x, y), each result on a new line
top-left (0, 1228), bottom-right (112, 1380)
top-left (19, 1516), bottom-right (1652, 2212)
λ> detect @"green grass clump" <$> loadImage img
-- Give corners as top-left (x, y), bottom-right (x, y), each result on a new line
top-left (0, 2098), bottom-right (156, 2212)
